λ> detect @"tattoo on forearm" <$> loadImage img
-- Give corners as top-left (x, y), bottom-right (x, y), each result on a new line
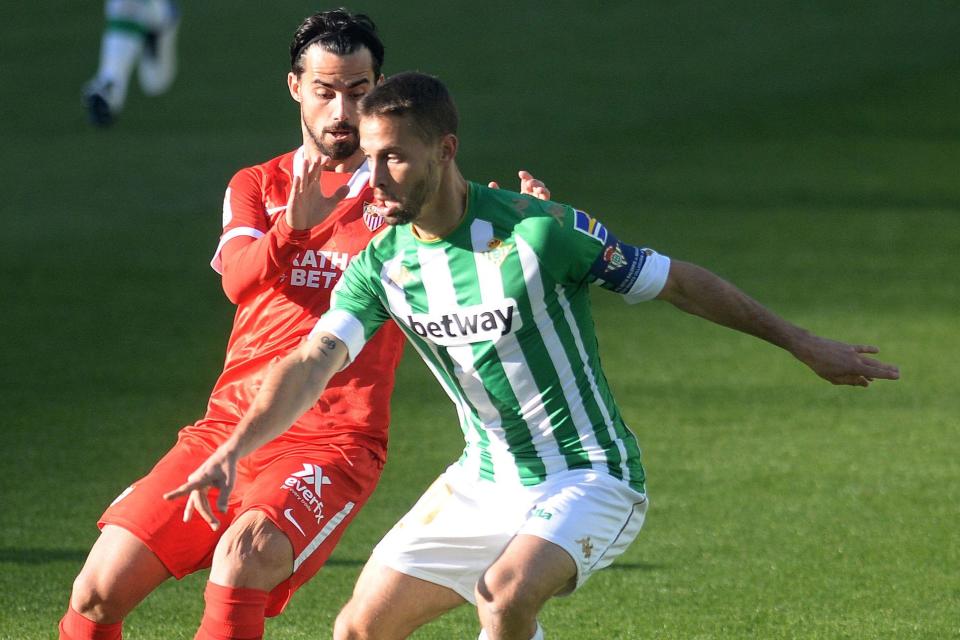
top-left (320, 337), bottom-right (337, 351)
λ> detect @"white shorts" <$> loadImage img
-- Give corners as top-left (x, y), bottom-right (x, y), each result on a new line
top-left (371, 464), bottom-right (648, 604)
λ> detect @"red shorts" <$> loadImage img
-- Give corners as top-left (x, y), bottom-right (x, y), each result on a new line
top-left (99, 433), bottom-right (383, 616)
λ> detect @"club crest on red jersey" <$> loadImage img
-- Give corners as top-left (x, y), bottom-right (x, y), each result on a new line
top-left (362, 202), bottom-right (384, 232)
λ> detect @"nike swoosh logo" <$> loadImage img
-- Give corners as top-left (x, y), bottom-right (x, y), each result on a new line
top-left (266, 205), bottom-right (288, 214)
top-left (283, 508), bottom-right (306, 536)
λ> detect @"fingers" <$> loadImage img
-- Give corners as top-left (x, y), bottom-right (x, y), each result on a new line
top-left (488, 181), bottom-right (501, 189)
top-left (530, 184), bottom-right (550, 200)
top-left (857, 355), bottom-right (900, 380)
top-left (188, 490), bottom-right (221, 531)
top-left (216, 477), bottom-right (235, 514)
top-left (306, 158), bottom-right (324, 185)
top-left (853, 344), bottom-right (880, 354)
top-left (298, 154), bottom-right (312, 187)
top-left (831, 374), bottom-right (869, 387)
top-left (162, 481), bottom-right (196, 501)
top-left (518, 170), bottom-right (551, 200)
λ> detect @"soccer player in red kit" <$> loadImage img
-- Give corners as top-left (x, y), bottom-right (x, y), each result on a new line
top-left (60, 10), bottom-right (549, 640)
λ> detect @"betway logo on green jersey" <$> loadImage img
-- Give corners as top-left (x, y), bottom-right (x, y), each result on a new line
top-left (406, 299), bottom-right (521, 346)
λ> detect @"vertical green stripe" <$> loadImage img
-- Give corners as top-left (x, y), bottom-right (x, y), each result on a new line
top-left (509, 250), bottom-right (592, 472)
top-left (553, 283), bottom-right (624, 479)
top-left (446, 240), bottom-right (538, 482)
top-left (392, 311), bottom-right (495, 479)
top-left (393, 235), bottom-right (496, 480)
top-left (562, 284), bottom-right (646, 492)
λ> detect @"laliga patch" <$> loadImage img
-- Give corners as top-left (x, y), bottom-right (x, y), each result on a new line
top-left (573, 210), bottom-right (608, 244)
top-left (482, 237), bottom-right (514, 267)
top-left (362, 202), bottom-right (384, 232)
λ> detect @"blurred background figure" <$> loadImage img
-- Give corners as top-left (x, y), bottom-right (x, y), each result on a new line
top-left (82, 0), bottom-right (180, 127)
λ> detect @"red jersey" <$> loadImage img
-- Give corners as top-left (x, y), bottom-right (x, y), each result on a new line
top-left (190, 148), bottom-right (404, 461)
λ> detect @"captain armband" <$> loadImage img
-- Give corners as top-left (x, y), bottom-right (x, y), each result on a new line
top-left (587, 232), bottom-right (671, 303)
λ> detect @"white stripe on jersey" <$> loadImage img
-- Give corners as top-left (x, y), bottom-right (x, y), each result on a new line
top-left (469, 221), bottom-right (564, 480)
top-left (381, 254), bottom-right (484, 479)
top-left (554, 280), bottom-right (633, 484)
top-left (417, 243), bottom-right (522, 485)
top-left (514, 236), bottom-right (627, 475)
top-left (210, 226), bottom-right (265, 274)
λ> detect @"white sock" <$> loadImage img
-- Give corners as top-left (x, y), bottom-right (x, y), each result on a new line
top-left (93, 29), bottom-right (143, 108)
top-left (478, 621), bottom-right (544, 640)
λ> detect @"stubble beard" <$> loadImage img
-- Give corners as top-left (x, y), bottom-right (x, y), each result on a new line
top-left (385, 161), bottom-right (438, 226)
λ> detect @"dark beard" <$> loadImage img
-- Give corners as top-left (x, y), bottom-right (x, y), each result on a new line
top-left (305, 121), bottom-right (359, 161)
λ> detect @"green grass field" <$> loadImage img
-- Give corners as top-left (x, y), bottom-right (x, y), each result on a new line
top-left (2, 1), bottom-right (958, 638)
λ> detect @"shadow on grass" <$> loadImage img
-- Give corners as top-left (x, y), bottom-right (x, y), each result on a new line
top-left (604, 562), bottom-right (663, 571)
top-left (0, 547), bottom-right (90, 564)
top-left (0, 547), bottom-right (371, 568)
top-left (0, 548), bottom-right (661, 573)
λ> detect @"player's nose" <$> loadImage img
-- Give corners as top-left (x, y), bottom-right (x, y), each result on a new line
top-left (331, 93), bottom-right (349, 120)
top-left (368, 159), bottom-right (386, 189)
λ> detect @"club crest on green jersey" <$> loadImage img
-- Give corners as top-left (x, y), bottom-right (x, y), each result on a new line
top-left (482, 237), bottom-right (514, 268)
top-left (387, 264), bottom-right (417, 287)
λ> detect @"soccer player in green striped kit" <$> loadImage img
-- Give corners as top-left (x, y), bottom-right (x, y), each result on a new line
top-left (166, 72), bottom-right (900, 640)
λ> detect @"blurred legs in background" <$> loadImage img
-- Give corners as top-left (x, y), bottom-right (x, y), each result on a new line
top-left (83, 0), bottom-right (180, 127)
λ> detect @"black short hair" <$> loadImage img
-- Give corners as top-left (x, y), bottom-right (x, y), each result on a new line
top-left (289, 8), bottom-right (384, 77)
top-left (359, 72), bottom-right (459, 143)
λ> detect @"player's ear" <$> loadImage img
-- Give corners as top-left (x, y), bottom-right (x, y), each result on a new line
top-left (375, 73), bottom-right (385, 86)
top-left (439, 133), bottom-right (458, 163)
top-left (287, 72), bottom-right (303, 103)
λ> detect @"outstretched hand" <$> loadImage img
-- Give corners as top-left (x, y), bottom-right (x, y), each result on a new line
top-left (489, 170), bottom-right (551, 201)
top-left (793, 335), bottom-right (900, 387)
top-left (286, 155), bottom-right (351, 230)
top-left (162, 447), bottom-right (238, 531)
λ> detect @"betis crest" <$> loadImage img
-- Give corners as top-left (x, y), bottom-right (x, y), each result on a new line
top-left (482, 237), bottom-right (514, 267)
top-left (603, 242), bottom-right (628, 272)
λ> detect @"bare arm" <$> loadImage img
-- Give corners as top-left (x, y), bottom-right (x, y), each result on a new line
top-left (162, 331), bottom-right (349, 529)
top-left (656, 260), bottom-right (900, 386)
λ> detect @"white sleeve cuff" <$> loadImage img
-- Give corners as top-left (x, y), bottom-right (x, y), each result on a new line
top-left (210, 227), bottom-right (265, 274)
top-left (309, 309), bottom-right (367, 367)
top-left (623, 252), bottom-right (671, 304)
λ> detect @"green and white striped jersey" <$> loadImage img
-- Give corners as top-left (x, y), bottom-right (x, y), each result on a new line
top-left (315, 182), bottom-right (670, 492)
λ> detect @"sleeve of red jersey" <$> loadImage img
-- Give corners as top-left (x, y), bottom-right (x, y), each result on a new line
top-left (212, 167), bottom-right (311, 303)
